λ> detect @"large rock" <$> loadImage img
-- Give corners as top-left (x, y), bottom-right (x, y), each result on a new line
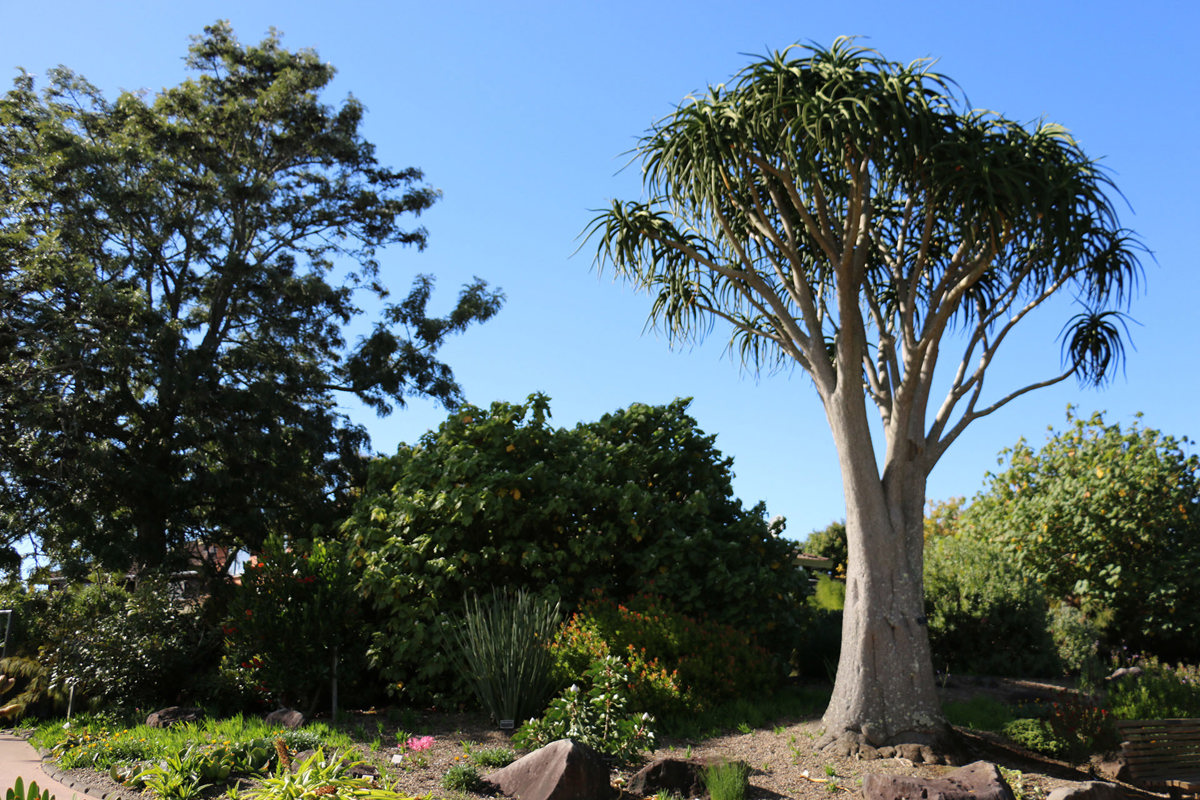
top-left (864, 761), bottom-right (1015, 800)
top-left (627, 757), bottom-right (749, 798)
top-left (1046, 782), bottom-right (1124, 800)
top-left (627, 758), bottom-right (707, 797)
top-left (146, 706), bottom-right (204, 728)
top-left (483, 739), bottom-right (613, 800)
top-left (265, 707), bottom-right (305, 729)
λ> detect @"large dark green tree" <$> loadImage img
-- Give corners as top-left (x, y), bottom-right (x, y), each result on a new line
top-left (590, 40), bottom-right (1142, 758)
top-left (0, 23), bottom-right (501, 575)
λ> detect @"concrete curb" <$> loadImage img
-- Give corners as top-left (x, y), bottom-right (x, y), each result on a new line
top-left (0, 732), bottom-right (107, 800)
top-left (38, 760), bottom-right (132, 800)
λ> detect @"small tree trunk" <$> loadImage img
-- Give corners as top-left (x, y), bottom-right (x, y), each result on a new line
top-left (816, 395), bottom-right (956, 762)
top-left (331, 645), bottom-right (339, 723)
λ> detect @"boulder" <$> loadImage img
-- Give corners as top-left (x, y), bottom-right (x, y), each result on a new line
top-left (1046, 782), bottom-right (1124, 800)
top-left (145, 706), bottom-right (204, 728)
top-left (483, 739), bottom-right (613, 800)
top-left (864, 761), bottom-right (1015, 800)
top-left (627, 757), bottom-right (749, 798)
top-left (265, 707), bottom-right (305, 729)
top-left (1107, 666), bottom-right (1143, 683)
top-left (627, 758), bottom-right (707, 797)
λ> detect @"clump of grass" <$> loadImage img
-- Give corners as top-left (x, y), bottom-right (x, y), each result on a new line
top-left (703, 760), bottom-right (750, 800)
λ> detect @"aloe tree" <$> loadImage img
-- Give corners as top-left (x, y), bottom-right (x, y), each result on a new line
top-left (589, 39), bottom-right (1142, 759)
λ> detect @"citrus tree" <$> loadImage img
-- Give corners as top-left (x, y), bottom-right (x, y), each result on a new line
top-left (589, 40), bottom-right (1142, 758)
top-left (963, 410), bottom-right (1200, 659)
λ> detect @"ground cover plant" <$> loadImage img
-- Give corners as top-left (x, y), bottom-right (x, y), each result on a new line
top-left (999, 693), bottom-right (1115, 762)
top-left (942, 696), bottom-right (1017, 734)
top-left (29, 674), bottom-right (1164, 800)
top-left (32, 713), bottom-right (352, 794)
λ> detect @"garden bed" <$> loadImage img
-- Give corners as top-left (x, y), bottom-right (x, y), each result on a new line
top-left (33, 694), bottom-right (1137, 800)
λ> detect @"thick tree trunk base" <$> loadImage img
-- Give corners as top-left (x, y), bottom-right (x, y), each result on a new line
top-left (816, 725), bottom-right (966, 765)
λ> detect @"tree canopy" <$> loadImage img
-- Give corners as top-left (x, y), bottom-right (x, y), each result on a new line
top-left (963, 410), bottom-right (1200, 660)
top-left (589, 39), bottom-right (1144, 757)
top-left (802, 520), bottom-right (847, 578)
top-left (0, 22), bottom-right (502, 575)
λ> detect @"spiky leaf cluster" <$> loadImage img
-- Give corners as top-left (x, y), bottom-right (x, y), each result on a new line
top-left (592, 39), bottom-right (1142, 465)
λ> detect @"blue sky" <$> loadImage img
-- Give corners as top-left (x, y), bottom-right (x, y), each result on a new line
top-left (4, 1), bottom-right (1197, 540)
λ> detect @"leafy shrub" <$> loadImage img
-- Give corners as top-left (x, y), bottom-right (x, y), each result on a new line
top-left (1044, 693), bottom-right (1114, 759)
top-left (346, 396), bottom-right (810, 703)
top-left (0, 585), bottom-right (51, 660)
top-left (924, 533), bottom-right (1058, 676)
top-left (1003, 693), bottom-right (1115, 762)
top-left (445, 589), bottom-right (561, 723)
top-left (223, 535), bottom-right (366, 714)
top-left (790, 602), bottom-right (841, 681)
top-left (514, 656), bottom-right (655, 763)
top-left (1002, 718), bottom-right (1068, 759)
top-left (1107, 658), bottom-right (1200, 719)
top-left (1048, 604), bottom-right (1107, 679)
top-left (551, 609), bottom-right (685, 717)
top-left (551, 593), bottom-right (779, 716)
top-left (25, 572), bottom-right (211, 711)
top-left (801, 521), bottom-right (846, 579)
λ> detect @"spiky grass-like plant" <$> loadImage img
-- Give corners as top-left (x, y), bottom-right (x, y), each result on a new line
top-left (446, 588), bottom-right (561, 724)
top-left (703, 760), bottom-right (750, 800)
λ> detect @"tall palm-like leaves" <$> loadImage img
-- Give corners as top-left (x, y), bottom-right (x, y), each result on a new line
top-left (591, 39), bottom-right (1142, 462)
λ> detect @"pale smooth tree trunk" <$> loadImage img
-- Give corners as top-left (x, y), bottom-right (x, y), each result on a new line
top-left (815, 389), bottom-right (954, 762)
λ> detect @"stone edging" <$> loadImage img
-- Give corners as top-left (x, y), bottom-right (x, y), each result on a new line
top-left (35, 751), bottom-right (139, 800)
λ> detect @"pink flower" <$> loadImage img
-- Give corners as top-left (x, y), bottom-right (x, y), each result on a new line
top-left (407, 735), bottom-right (434, 751)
